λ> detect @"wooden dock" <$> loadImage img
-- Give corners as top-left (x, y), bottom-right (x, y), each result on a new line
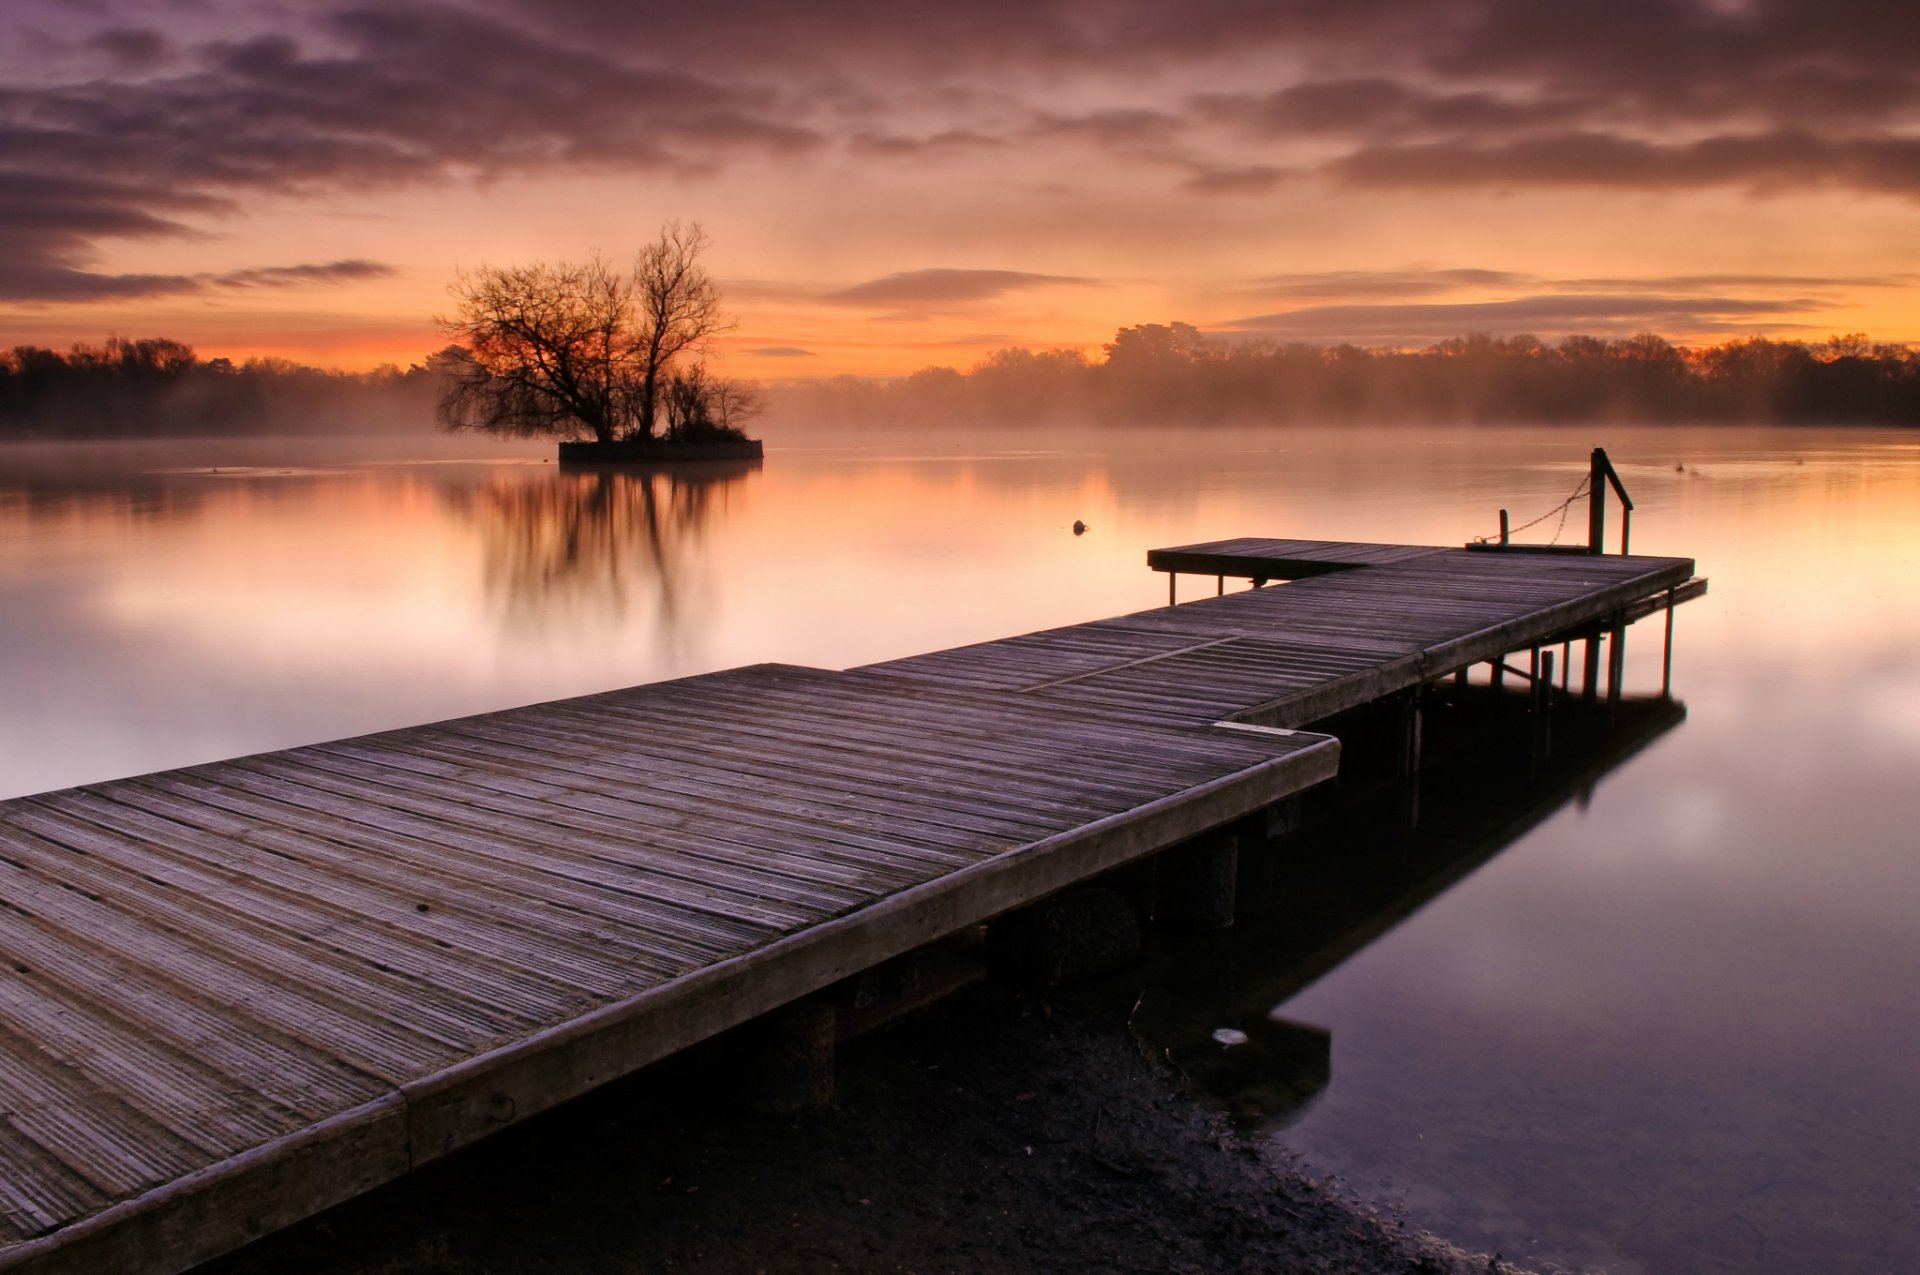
top-left (0, 539), bottom-right (1700, 1274)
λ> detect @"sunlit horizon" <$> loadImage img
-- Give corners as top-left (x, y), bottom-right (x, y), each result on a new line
top-left (5, 1), bottom-right (1918, 379)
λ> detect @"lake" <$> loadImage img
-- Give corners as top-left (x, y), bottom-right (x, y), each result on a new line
top-left (2, 422), bottom-right (1916, 1273)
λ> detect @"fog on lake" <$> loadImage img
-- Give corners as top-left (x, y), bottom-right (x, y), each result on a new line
top-left (2, 422), bottom-right (1916, 1274)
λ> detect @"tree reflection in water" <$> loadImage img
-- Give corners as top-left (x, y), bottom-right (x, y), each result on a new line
top-left (459, 460), bottom-right (760, 637)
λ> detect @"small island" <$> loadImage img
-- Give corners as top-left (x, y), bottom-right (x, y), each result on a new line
top-left (437, 221), bottom-right (763, 464)
top-left (554, 436), bottom-right (762, 464)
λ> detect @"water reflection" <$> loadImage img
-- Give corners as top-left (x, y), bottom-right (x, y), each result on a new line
top-left (452, 460), bottom-right (759, 635)
top-left (3, 426), bottom-right (1918, 1273)
top-left (1126, 685), bottom-right (1686, 1130)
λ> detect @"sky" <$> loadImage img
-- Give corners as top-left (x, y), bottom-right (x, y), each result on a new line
top-left (3, 0), bottom-right (1918, 377)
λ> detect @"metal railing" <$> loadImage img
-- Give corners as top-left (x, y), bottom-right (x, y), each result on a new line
top-left (1587, 446), bottom-right (1633, 555)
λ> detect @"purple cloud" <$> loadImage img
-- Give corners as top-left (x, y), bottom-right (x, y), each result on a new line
top-left (822, 269), bottom-right (1100, 309)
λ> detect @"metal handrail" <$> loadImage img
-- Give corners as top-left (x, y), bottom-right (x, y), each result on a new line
top-left (1588, 446), bottom-right (1633, 555)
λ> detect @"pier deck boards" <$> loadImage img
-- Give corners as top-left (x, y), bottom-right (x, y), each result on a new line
top-left (879, 540), bottom-right (1698, 726)
top-left (0, 539), bottom-right (1699, 1275)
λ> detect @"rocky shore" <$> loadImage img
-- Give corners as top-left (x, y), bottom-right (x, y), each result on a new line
top-left (202, 975), bottom-right (1532, 1275)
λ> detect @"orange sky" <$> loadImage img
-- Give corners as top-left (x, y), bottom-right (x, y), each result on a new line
top-left (4, 1), bottom-right (1918, 377)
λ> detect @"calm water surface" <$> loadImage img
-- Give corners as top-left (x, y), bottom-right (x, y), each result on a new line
top-left (2, 423), bottom-right (1916, 1273)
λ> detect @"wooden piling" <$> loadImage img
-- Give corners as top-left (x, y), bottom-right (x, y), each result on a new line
top-left (733, 1001), bottom-right (837, 1114)
top-left (1153, 829), bottom-right (1239, 932)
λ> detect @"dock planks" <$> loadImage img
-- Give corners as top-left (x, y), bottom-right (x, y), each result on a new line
top-left (0, 538), bottom-right (1700, 1275)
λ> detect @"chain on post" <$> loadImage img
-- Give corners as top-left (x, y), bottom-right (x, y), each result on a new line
top-left (1475, 475), bottom-right (1590, 547)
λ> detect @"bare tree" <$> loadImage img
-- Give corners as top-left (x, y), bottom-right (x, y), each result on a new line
top-left (438, 256), bottom-right (637, 443)
top-left (437, 223), bottom-right (734, 444)
top-left (632, 222), bottom-right (730, 439)
top-left (662, 361), bottom-right (764, 440)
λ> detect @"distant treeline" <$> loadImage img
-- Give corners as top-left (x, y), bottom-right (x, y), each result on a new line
top-left (7, 327), bottom-right (1920, 439)
top-left (0, 338), bottom-right (453, 439)
top-left (773, 325), bottom-right (1920, 427)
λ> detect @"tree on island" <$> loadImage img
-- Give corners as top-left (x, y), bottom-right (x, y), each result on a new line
top-left (436, 222), bottom-right (756, 446)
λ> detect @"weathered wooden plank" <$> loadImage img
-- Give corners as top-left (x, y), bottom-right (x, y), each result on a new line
top-left (398, 730), bottom-right (1340, 1166)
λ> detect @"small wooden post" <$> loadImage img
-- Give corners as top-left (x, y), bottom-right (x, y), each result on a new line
top-left (1168, 574), bottom-right (1176, 606)
top-left (1582, 634), bottom-right (1601, 700)
top-left (1153, 829), bottom-right (1238, 932)
top-left (1217, 574), bottom-right (1225, 596)
top-left (1499, 508), bottom-right (1510, 545)
top-left (1588, 447), bottom-right (1606, 555)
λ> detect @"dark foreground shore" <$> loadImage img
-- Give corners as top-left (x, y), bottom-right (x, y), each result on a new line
top-left (201, 974), bottom-right (1531, 1275)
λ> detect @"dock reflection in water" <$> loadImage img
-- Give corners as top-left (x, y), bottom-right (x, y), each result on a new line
top-left (454, 460), bottom-right (761, 635)
top-left (1126, 684), bottom-right (1686, 1131)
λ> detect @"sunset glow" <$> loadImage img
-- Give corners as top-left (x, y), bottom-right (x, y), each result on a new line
top-left (4, 1), bottom-right (1918, 376)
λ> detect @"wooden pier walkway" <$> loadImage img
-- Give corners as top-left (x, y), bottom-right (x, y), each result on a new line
top-left (0, 539), bottom-right (1700, 1274)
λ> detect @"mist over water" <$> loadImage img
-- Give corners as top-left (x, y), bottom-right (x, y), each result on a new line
top-left (2, 422), bottom-right (1916, 1273)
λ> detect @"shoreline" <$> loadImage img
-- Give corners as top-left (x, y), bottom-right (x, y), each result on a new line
top-left (200, 977), bottom-right (1536, 1275)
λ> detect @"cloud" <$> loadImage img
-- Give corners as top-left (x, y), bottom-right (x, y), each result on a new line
top-left (1239, 268), bottom-right (1537, 300)
top-left (1195, 78), bottom-right (1594, 139)
top-left (1230, 267), bottom-right (1905, 305)
top-left (0, 264), bottom-right (203, 304)
top-left (1330, 131), bottom-right (1920, 195)
top-left (212, 260), bottom-right (397, 288)
top-left (9, 0), bottom-right (1920, 315)
top-left (1182, 164), bottom-right (1290, 196)
top-left (743, 346), bottom-right (815, 357)
top-left (821, 269), bottom-right (1099, 308)
top-left (849, 129), bottom-right (1004, 159)
top-left (84, 28), bottom-right (174, 72)
top-left (1221, 293), bottom-right (1819, 344)
top-left (1025, 108), bottom-right (1183, 149)
top-left (1550, 272), bottom-right (1914, 294)
top-left (0, 171), bottom-right (227, 302)
top-left (0, 2), bottom-right (826, 302)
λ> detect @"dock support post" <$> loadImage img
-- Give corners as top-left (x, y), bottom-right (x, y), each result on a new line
top-left (1231, 811), bottom-right (1284, 913)
top-left (1153, 828), bottom-right (1238, 932)
top-left (1217, 574), bottom-right (1225, 596)
top-left (1662, 586), bottom-right (1676, 697)
top-left (1168, 574), bottom-right (1176, 606)
top-left (1607, 618), bottom-right (1626, 707)
top-left (1491, 655), bottom-right (1505, 691)
top-left (1400, 685), bottom-right (1424, 777)
top-left (1582, 635), bottom-right (1601, 701)
top-left (986, 887), bottom-right (1141, 987)
top-left (734, 1001), bottom-right (836, 1113)
top-left (1398, 686), bottom-right (1425, 828)
top-left (1533, 649), bottom-right (1554, 766)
